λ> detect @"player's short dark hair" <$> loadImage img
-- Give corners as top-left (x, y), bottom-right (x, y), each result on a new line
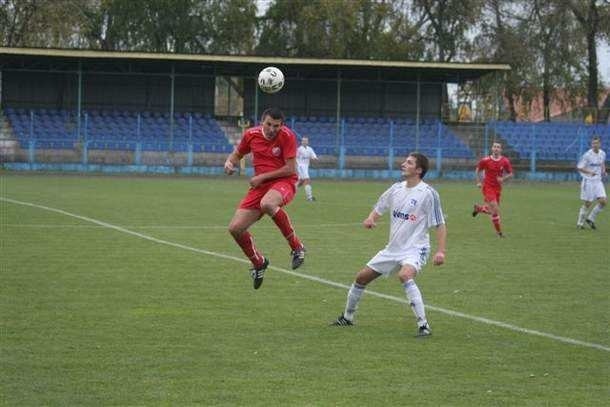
top-left (592, 135), bottom-right (601, 142)
top-left (261, 107), bottom-right (285, 122)
top-left (409, 152), bottom-right (429, 179)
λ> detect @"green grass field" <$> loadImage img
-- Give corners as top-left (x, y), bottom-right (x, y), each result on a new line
top-left (1, 173), bottom-right (608, 406)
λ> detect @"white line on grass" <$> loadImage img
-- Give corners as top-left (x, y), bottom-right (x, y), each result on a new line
top-left (2, 196), bottom-right (608, 353)
top-left (3, 222), bottom-right (366, 229)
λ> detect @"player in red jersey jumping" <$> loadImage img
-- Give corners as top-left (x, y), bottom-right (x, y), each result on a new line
top-left (472, 142), bottom-right (514, 237)
top-left (224, 107), bottom-right (306, 289)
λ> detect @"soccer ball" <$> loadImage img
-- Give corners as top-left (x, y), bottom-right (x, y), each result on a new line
top-left (257, 67), bottom-right (285, 94)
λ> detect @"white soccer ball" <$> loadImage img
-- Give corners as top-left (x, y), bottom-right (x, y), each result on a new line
top-left (257, 66), bottom-right (285, 94)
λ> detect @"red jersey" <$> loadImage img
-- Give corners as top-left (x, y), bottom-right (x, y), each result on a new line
top-left (237, 125), bottom-right (298, 184)
top-left (477, 155), bottom-right (513, 189)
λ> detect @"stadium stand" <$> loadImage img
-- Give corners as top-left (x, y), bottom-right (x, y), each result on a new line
top-left (4, 108), bottom-right (234, 153)
top-left (490, 121), bottom-right (609, 161)
top-left (291, 115), bottom-right (473, 159)
top-left (6, 108), bottom-right (609, 163)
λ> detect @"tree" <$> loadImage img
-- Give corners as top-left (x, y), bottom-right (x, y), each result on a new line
top-left (205, 0), bottom-right (257, 54)
top-left (81, 0), bottom-right (257, 54)
top-left (1, 0), bottom-right (42, 47)
top-left (564, 0), bottom-right (610, 108)
top-left (473, 0), bottom-right (535, 121)
top-left (529, 0), bottom-right (587, 121)
top-left (256, 0), bottom-right (421, 60)
top-left (0, 0), bottom-right (93, 48)
top-left (411, 0), bottom-right (484, 62)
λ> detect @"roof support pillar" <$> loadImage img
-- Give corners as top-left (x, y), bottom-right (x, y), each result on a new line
top-left (76, 60), bottom-right (83, 140)
top-left (416, 74), bottom-right (421, 151)
top-left (335, 71), bottom-right (342, 157)
top-left (169, 63), bottom-right (175, 150)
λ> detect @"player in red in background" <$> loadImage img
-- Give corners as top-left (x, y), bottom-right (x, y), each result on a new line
top-left (224, 107), bottom-right (306, 290)
top-left (472, 142), bottom-right (514, 237)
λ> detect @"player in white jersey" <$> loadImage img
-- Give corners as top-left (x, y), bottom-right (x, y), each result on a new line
top-left (296, 137), bottom-right (318, 201)
top-left (331, 153), bottom-right (447, 337)
top-left (576, 136), bottom-right (607, 229)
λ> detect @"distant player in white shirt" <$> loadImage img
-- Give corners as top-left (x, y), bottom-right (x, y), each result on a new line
top-left (296, 137), bottom-right (318, 201)
top-left (331, 153), bottom-right (447, 337)
top-left (576, 136), bottom-right (607, 229)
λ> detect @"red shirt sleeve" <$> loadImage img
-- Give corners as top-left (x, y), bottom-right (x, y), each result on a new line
top-left (280, 127), bottom-right (297, 159)
top-left (503, 157), bottom-right (513, 174)
top-left (236, 130), bottom-right (253, 156)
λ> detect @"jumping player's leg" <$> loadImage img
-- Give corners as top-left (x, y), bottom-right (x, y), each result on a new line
top-left (228, 208), bottom-right (266, 268)
top-left (260, 182), bottom-right (303, 252)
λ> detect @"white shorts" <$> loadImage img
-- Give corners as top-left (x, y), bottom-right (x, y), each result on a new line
top-left (297, 164), bottom-right (310, 180)
top-left (366, 247), bottom-right (429, 276)
top-left (580, 179), bottom-right (607, 202)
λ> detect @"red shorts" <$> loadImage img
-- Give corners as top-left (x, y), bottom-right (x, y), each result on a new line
top-left (238, 179), bottom-right (297, 210)
top-left (482, 185), bottom-right (501, 203)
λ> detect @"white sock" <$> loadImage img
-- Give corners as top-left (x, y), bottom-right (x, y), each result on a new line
top-left (404, 279), bottom-right (427, 327)
top-left (343, 283), bottom-right (365, 321)
top-left (304, 184), bottom-right (313, 200)
top-left (587, 203), bottom-right (603, 222)
top-left (577, 205), bottom-right (588, 225)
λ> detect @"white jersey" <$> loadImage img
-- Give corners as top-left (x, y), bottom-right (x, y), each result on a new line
top-left (578, 149), bottom-right (606, 180)
top-left (373, 180), bottom-right (445, 254)
top-left (296, 145), bottom-right (318, 166)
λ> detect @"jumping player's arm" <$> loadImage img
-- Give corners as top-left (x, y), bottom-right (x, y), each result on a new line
top-left (250, 158), bottom-right (296, 188)
top-left (224, 149), bottom-right (243, 175)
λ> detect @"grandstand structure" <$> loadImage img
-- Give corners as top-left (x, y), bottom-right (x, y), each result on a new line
top-left (1, 47), bottom-right (607, 179)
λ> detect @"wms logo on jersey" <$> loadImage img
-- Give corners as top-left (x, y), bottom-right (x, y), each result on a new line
top-left (272, 147), bottom-right (281, 156)
top-left (392, 210), bottom-right (417, 222)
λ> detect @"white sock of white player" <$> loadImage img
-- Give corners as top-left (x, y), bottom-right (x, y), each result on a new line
top-left (587, 203), bottom-right (604, 221)
top-left (304, 184), bottom-right (313, 200)
top-left (343, 283), bottom-right (365, 321)
top-left (577, 205), bottom-right (588, 225)
top-left (404, 279), bottom-right (427, 327)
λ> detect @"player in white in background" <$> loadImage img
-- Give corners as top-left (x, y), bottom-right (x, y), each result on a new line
top-left (331, 153), bottom-right (447, 337)
top-left (576, 136), bottom-right (607, 229)
top-left (296, 136), bottom-right (319, 201)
